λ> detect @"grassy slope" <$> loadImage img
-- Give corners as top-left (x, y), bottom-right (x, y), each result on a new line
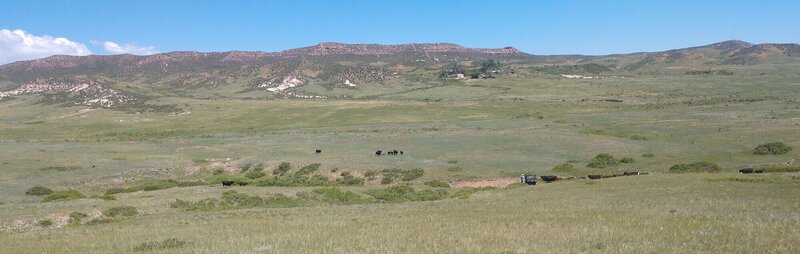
top-left (1, 66), bottom-right (799, 253)
top-left (1, 175), bottom-right (798, 253)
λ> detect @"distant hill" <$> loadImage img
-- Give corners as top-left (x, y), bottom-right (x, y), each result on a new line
top-left (0, 40), bottom-right (798, 108)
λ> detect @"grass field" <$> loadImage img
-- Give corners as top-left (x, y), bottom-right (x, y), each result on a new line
top-left (1, 70), bottom-right (799, 253)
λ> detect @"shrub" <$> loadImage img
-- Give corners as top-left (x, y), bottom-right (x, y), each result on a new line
top-left (85, 218), bottom-right (115, 225)
top-left (38, 166), bottom-right (81, 171)
top-left (669, 161), bottom-right (721, 173)
top-left (273, 162), bottom-right (291, 175)
top-left (336, 172), bottom-right (364, 186)
top-left (68, 212), bottom-right (88, 225)
top-left (312, 187), bottom-right (368, 204)
top-left (754, 142), bottom-right (792, 155)
top-left (401, 168), bottom-right (424, 181)
top-left (132, 238), bottom-right (187, 252)
top-left (630, 135), bottom-right (649, 140)
top-left (552, 163), bottom-right (575, 172)
top-left (587, 153), bottom-right (619, 168)
top-left (424, 180), bottom-right (450, 188)
top-left (245, 170), bottom-right (266, 179)
top-left (364, 170), bottom-right (379, 180)
top-left (96, 195), bottom-right (117, 201)
top-left (212, 168), bottom-right (225, 175)
top-left (620, 157), bottom-right (635, 163)
top-left (366, 185), bottom-right (448, 203)
top-left (104, 206), bottom-right (139, 217)
top-left (256, 175), bottom-right (332, 187)
top-left (446, 166), bottom-right (463, 172)
top-left (295, 163), bottom-right (321, 176)
top-left (26, 186), bottom-right (53, 196)
top-left (447, 159), bottom-right (458, 164)
top-left (642, 153), bottom-right (655, 158)
top-left (450, 188), bottom-right (479, 199)
top-left (105, 187), bottom-right (125, 195)
top-left (171, 191), bottom-right (304, 211)
top-left (124, 179), bottom-right (181, 192)
top-left (38, 219), bottom-right (53, 227)
top-left (381, 175), bottom-right (395, 184)
top-left (42, 190), bottom-right (85, 202)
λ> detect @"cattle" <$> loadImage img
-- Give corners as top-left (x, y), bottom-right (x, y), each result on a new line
top-left (222, 180), bottom-right (234, 186)
top-left (540, 175), bottom-right (558, 183)
top-left (588, 174), bottom-right (602, 180)
top-left (315, 149), bottom-right (322, 154)
top-left (400, 151), bottom-right (404, 155)
top-left (739, 168), bottom-right (754, 174)
top-left (522, 174), bottom-right (537, 185)
top-left (376, 150), bottom-right (383, 156)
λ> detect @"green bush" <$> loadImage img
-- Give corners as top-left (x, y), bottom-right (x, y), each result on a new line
top-left (630, 135), bottom-right (649, 140)
top-left (642, 153), bottom-right (655, 158)
top-left (364, 170), bottom-right (379, 180)
top-left (256, 175), bottom-right (332, 187)
top-left (446, 166), bottom-right (463, 172)
top-left (312, 187), bottom-right (368, 204)
top-left (336, 172), bottom-right (364, 186)
top-left (424, 180), bottom-right (450, 188)
top-left (754, 142), bottom-right (792, 155)
top-left (68, 212), bottom-right (88, 225)
top-left (366, 185), bottom-right (448, 203)
top-left (171, 191), bottom-right (304, 211)
top-left (295, 163), bottom-right (321, 176)
top-left (42, 190), bottom-right (85, 202)
top-left (85, 218), bottom-right (115, 225)
top-left (105, 187), bottom-right (125, 195)
top-left (273, 162), bottom-right (291, 176)
top-left (620, 157), bottom-right (635, 163)
top-left (587, 153), bottom-right (619, 168)
top-left (38, 219), bottom-right (53, 227)
top-left (25, 186), bottom-right (53, 196)
top-left (552, 163), bottom-right (575, 172)
top-left (96, 195), bottom-right (117, 201)
top-left (245, 170), bottom-right (266, 179)
top-left (401, 168), bottom-right (424, 181)
top-left (132, 238), bottom-right (187, 252)
top-left (669, 161), bottom-right (721, 173)
top-left (212, 168), bottom-right (225, 175)
top-left (104, 206), bottom-right (139, 217)
top-left (38, 166), bottom-right (81, 171)
top-left (450, 188), bottom-right (478, 199)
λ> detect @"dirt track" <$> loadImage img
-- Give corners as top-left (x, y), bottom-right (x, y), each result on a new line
top-left (452, 178), bottom-right (517, 188)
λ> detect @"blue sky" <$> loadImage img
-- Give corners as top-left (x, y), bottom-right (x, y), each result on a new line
top-left (1, 0), bottom-right (798, 63)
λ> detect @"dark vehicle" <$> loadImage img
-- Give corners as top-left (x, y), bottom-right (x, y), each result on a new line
top-left (520, 174), bottom-right (537, 185)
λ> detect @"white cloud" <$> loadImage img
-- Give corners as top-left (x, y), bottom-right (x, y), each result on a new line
top-left (103, 41), bottom-right (158, 55)
top-left (0, 29), bottom-right (92, 64)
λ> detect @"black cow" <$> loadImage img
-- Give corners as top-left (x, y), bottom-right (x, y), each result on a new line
top-left (222, 180), bottom-right (234, 186)
top-left (400, 151), bottom-right (404, 155)
top-left (315, 149), bottom-right (322, 154)
top-left (540, 175), bottom-right (558, 183)
top-left (376, 150), bottom-right (383, 156)
top-left (739, 168), bottom-right (754, 174)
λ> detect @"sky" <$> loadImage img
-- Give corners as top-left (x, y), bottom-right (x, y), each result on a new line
top-left (1, 0), bottom-right (799, 64)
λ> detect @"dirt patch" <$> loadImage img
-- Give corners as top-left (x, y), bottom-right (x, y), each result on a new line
top-left (452, 178), bottom-right (517, 188)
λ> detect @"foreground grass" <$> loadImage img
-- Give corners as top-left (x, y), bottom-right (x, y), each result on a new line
top-left (1, 174), bottom-right (798, 253)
